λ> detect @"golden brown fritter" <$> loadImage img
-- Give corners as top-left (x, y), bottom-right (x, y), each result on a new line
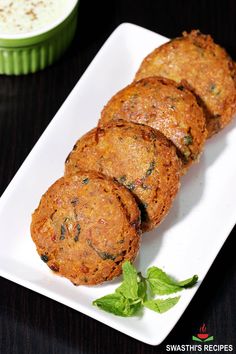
top-left (65, 121), bottom-right (181, 231)
top-left (31, 171), bottom-right (141, 286)
top-left (99, 76), bottom-right (207, 168)
top-left (135, 30), bottom-right (236, 137)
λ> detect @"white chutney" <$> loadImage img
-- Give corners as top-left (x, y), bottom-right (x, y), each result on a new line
top-left (0, 0), bottom-right (71, 35)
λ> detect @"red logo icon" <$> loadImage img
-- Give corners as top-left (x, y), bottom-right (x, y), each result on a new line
top-left (192, 324), bottom-right (214, 342)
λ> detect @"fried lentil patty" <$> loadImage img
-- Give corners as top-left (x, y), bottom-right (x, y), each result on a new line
top-left (31, 171), bottom-right (141, 286)
top-left (65, 121), bottom-right (181, 231)
top-left (99, 76), bottom-right (207, 168)
top-left (135, 30), bottom-right (236, 137)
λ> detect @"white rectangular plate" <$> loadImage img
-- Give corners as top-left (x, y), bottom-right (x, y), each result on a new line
top-left (0, 23), bottom-right (236, 346)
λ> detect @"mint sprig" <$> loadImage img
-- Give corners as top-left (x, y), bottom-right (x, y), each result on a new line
top-left (93, 261), bottom-right (198, 317)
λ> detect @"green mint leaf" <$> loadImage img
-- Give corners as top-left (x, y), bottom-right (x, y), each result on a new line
top-left (116, 261), bottom-right (139, 300)
top-left (93, 293), bottom-right (142, 317)
top-left (93, 293), bottom-right (126, 316)
top-left (178, 274), bottom-right (198, 288)
top-left (144, 296), bottom-right (180, 313)
top-left (146, 266), bottom-right (198, 295)
top-left (146, 267), bottom-right (181, 295)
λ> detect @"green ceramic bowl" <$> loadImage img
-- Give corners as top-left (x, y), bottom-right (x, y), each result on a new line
top-left (0, 1), bottom-right (79, 75)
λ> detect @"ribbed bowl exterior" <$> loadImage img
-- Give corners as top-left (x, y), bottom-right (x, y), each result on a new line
top-left (0, 5), bottom-right (78, 75)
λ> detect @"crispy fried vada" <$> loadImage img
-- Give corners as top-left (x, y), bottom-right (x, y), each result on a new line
top-left (31, 171), bottom-right (141, 286)
top-left (65, 121), bottom-right (181, 231)
top-left (135, 30), bottom-right (236, 137)
top-left (99, 76), bottom-right (207, 168)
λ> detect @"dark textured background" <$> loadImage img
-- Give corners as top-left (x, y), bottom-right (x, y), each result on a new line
top-left (0, 1), bottom-right (235, 353)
